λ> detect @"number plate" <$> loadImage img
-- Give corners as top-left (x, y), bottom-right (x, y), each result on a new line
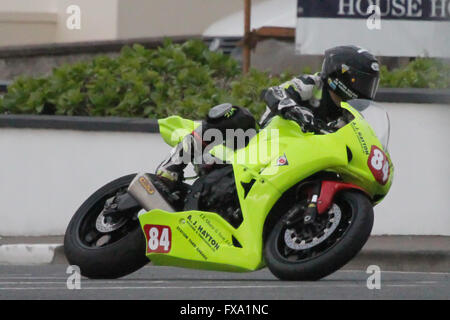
top-left (143, 225), bottom-right (172, 253)
top-left (367, 145), bottom-right (390, 185)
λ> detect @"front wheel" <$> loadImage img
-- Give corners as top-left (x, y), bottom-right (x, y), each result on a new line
top-left (264, 191), bottom-right (374, 281)
top-left (64, 174), bottom-right (148, 279)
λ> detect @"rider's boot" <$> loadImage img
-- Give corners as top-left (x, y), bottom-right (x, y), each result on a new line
top-left (155, 128), bottom-right (204, 191)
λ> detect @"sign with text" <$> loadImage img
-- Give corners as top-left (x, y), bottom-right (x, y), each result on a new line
top-left (296, 0), bottom-right (450, 57)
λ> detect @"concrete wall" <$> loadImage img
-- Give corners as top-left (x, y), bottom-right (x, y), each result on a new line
top-left (0, 130), bottom-right (170, 236)
top-left (372, 103), bottom-right (450, 235)
top-left (0, 102), bottom-right (449, 236)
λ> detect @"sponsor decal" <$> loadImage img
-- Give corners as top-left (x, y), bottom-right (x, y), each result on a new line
top-left (341, 64), bottom-right (350, 73)
top-left (224, 107), bottom-right (236, 118)
top-left (197, 225), bottom-right (220, 250)
top-left (139, 176), bottom-right (155, 195)
top-left (144, 224), bottom-right (172, 253)
top-left (177, 213), bottom-right (232, 260)
top-left (334, 78), bottom-right (359, 99)
top-left (276, 153), bottom-right (289, 166)
top-left (367, 145), bottom-right (390, 185)
top-left (351, 122), bottom-right (370, 155)
top-left (186, 215), bottom-right (220, 251)
top-left (371, 62), bottom-right (380, 71)
top-left (328, 78), bottom-right (337, 90)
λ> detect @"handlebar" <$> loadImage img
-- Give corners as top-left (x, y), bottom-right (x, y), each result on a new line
top-left (285, 113), bottom-right (335, 135)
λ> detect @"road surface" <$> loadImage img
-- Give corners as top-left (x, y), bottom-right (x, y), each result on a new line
top-left (0, 265), bottom-right (448, 300)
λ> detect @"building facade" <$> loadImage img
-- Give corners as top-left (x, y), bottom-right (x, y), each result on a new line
top-left (0, 0), bottom-right (264, 46)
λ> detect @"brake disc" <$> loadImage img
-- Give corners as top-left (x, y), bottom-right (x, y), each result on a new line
top-left (95, 210), bottom-right (127, 233)
top-left (284, 204), bottom-right (342, 250)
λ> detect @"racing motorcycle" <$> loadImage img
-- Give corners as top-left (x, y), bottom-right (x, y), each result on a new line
top-left (64, 99), bottom-right (393, 280)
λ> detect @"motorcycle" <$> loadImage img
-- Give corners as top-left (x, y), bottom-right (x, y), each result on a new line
top-left (64, 99), bottom-right (393, 280)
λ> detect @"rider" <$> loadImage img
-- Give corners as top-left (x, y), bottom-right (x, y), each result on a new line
top-left (156, 45), bottom-right (380, 188)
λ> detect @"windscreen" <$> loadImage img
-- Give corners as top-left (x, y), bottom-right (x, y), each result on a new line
top-left (347, 99), bottom-right (391, 151)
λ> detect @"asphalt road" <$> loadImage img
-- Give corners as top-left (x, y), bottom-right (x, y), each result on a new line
top-left (0, 265), bottom-right (448, 300)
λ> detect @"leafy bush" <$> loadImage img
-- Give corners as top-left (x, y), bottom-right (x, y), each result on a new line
top-left (379, 58), bottom-right (450, 89)
top-left (0, 39), bottom-right (291, 119)
top-left (0, 40), bottom-right (448, 119)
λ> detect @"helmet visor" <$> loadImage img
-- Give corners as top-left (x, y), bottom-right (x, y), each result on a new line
top-left (344, 66), bottom-right (380, 100)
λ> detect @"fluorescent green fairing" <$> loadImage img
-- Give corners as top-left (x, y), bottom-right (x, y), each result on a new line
top-left (158, 116), bottom-right (201, 147)
top-left (140, 103), bottom-right (393, 271)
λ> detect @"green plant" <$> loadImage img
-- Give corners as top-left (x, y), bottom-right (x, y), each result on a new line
top-left (1, 41), bottom-right (448, 120)
top-left (379, 58), bottom-right (450, 89)
top-left (1, 39), bottom-right (289, 119)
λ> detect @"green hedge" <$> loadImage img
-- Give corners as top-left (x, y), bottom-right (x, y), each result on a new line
top-left (0, 39), bottom-right (448, 119)
top-left (0, 39), bottom-right (291, 120)
top-left (380, 58), bottom-right (450, 89)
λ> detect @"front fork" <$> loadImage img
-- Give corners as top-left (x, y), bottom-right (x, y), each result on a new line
top-left (284, 180), bottom-right (368, 226)
top-left (284, 181), bottom-right (320, 227)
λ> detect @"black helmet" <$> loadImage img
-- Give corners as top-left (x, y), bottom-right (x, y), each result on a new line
top-left (321, 45), bottom-right (380, 101)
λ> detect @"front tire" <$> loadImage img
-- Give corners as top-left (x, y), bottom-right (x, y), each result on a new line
top-left (64, 174), bottom-right (148, 279)
top-left (264, 191), bottom-right (374, 281)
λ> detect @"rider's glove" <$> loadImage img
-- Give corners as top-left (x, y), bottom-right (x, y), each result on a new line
top-left (282, 105), bottom-right (316, 133)
top-left (282, 74), bottom-right (322, 101)
top-left (263, 74), bottom-right (321, 112)
top-left (327, 118), bottom-right (347, 130)
top-left (263, 86), bottom-right (288, 110)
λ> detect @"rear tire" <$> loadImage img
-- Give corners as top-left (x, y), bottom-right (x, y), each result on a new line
top-left (64, 174), bottom-right (148, 279)
top-left (264, 191), bottom-right (373, 281)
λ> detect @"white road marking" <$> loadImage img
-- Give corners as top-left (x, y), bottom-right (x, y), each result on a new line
top-left (343, 270), bottom-right (450, 275)
top-left (0, 277), bottom-right (67, 280)
top-left (1, 283), bottom-right (444, 291)
top-left (385, 284), bottom-right (427, 287)
top-left (0, 280), bottom-right (443, 287)
top-left (0, 280), bottom-right (167, 285)
top-left (0, 285), bottom-right (351, 290)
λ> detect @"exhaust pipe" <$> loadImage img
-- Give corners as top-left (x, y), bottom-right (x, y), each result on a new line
top-left (127, 173), bottom-right (175, 212)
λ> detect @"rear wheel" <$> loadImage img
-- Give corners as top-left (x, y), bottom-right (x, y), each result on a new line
top-left (264, 190), bottom-right (373, 281)
top-left (64, 174), bottom-right (148, 279)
